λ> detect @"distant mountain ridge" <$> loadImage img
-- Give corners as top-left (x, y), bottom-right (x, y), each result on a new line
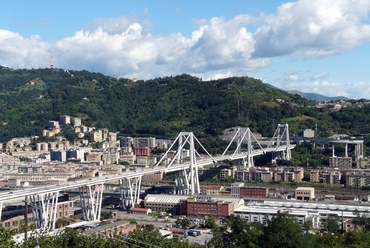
top-left (265, 84), bottom-right (348, 102)
top-left (287, 90), bottom-right (348, 102)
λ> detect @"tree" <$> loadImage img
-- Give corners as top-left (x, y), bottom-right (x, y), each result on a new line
top-left (175, 218), bottom-right (191, 228)
top-left (204, 217), bottom-right (217, 229)
top-left (0, 227), bottom-right (17, 248)
top-left (60, 125), bottom-right (78, 143)
top-left (323, 214), bottom-right (340, 235)
top-left (352, 211), bottom-right (370, 232)
top-left (262, 211), bottom-right (304, 248)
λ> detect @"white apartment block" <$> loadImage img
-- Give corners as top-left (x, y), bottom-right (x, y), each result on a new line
top-left (133, 137), bottom-right (156, 148)
top-left (72, 117), bottom-right (82, 127)
top-left (59, 115), bottom-right (71, 125)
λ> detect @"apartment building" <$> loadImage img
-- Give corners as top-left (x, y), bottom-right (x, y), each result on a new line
top-left (330, 156), bottom-right (352, 168)
top-left (346, 171), bottom-right (370, 187)
top-left (59, 115), bottom-right (71, 125)
top-left (142, 172), bottom-right (163, 182)
top-left (133, 137), bottom-right (156, 148)
top-left (200, 185), bottom-right (224, 195)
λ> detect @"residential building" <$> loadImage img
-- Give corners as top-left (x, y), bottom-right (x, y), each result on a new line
top-left (133, 137), bottom-right (156, 148)
top-left (48, 121), bottom-right (60, 129)
top-left (50, 150), bottom-right (67, 162)
top-left (231, 182), bottom-right (244, 197)
top-left (302, 129), bottom-right (315, 138)
top-left (142, 172), bottom-right (163, 182)
top-left (310, 170), bottom-right (320, 182)
top-left (66, 149), bottom-right (85, 161)
top-left (346, 171), bottom-right (370, 188)
top-left (59, 115), bottom-right (71, 125)
top-left (134, 147), bottom-right (150, 157)
top-left (200, 185), bottom-right (224, 195)
top-left (330, 156), bottom-right (352, 168)
top-left (72, 117), bottom-right (81, 127)
top-left (322, 170), bottom-right (341, 184)
top-left (120, 137), bottom-right (133, 148)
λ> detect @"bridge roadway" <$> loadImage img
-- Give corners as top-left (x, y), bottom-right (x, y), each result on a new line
top-left (0, 145), bottom-right (293, 203)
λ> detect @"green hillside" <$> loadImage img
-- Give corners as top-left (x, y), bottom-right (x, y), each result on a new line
top-left (0, 66), bottom-right (369, 148)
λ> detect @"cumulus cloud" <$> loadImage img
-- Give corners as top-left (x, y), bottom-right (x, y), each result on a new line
top-left (252, 0), bottom-right (370, 58)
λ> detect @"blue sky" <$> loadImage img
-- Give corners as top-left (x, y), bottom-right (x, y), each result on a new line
top-left (1, 0), bottom-right (370, 99)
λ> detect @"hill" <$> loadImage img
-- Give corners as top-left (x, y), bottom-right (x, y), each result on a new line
top-left (287, 90), bottom-right (348, 102)
top-left (0, 66), bottom-right (370, 149)
top-left (265, 83), bottom-right (348, 102)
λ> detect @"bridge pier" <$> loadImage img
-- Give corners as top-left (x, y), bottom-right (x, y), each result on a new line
top-left (119, 176), bottom-right (142, 209)
top-left (173, 168), bottom-right (200, 195)
top-left (29, 191), bottom-right (59, 231)
top-left (222, 127), bottom-right (262, 168)
top-left (79, 184), bottom-right (103, 223)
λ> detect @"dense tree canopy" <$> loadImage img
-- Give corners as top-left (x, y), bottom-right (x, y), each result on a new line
top-left (1, 67), bottom-right (370, 159)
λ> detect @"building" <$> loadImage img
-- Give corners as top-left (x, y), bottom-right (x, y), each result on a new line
top-left (234, 199), bottom-right (370, 231)
top-left (120, 137), bottom-right (133, 147)
top-left (36, 142), bottom-right (49, 152)
top-left (59, 115), bottom-right (71, 125)
top-left (235, 167), bottom-right (273, 182)
top-left (66, 149), bottom-right (85, 161)
top-left (302, 129), bottom-right (315, 138)
top-left (310, 170), bottom-right (320, 182)
top-left (200, 185), bottom-right (224, 195)
top-left (84, 220), bottom-right (136, 238)
top-left (330, 156), bottom-right (352, 168)
top-left (133, 137), bottom-right (156, 148)
top-left (234, 207), bottom-right (320, 228)
top-left (322, 170), bottom-right (341, 184)
top-left (130, 208), bottom-right (151, 215)
top-left (346, 171), bottom-right (370, 188)
top-left (144, 194), bottom-right (244, 216)
top-left (179, 196), bottom-right (234, 219)
top-left (295, 187), bottom-right (315, 200)
top-left (142, 172), bottom-right (163, 182)
top-left (108, 132), bottom-right (117, 142)
top-left (1, 200), bottom-right (73, 230)
top-left (50, 150), bottom-right (67, 162)
top-left (134, 147), bottom-right (150, 157)
top-left (72, 117), bottom-right (81, 127)
top-left (48, 121), bottom-right (60, 129)
top-left (239, 186), bottom-right (269, 198)
top-left (231, 182), bottom-right (245, 197)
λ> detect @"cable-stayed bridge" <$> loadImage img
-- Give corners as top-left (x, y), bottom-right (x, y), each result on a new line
top-left (0, 124), bottom-right (294, 232)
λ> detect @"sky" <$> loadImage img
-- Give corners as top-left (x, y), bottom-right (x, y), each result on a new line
top-left (1, 0), bottom-right (370, 99)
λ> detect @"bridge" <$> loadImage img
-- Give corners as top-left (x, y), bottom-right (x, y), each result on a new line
top-left (0, 124), bottom-right (293, 232)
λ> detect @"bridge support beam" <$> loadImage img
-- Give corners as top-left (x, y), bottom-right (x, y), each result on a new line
top-left (29, 191), bottom-right (59, 231)
top-left (120, 176), bottom-right (142, 210)
top-left (173, 168), bottom-right (200, 195)
top-left (269, 124), bottom-right (291, 163)
top-left (355, 143), bottom-right (364, 161)
top-left (79, 184), bottom-right (103, 223)
top-left (223, 127), bottom-right (263, 168)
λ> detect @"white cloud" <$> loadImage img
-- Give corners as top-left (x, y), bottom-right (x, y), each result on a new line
top-left (252, 0), bottom-right (370, 58)
top-left (0, 0), bottom-right (369, 100)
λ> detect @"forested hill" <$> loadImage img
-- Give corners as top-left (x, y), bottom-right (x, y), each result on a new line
top-left (0, 66), bottom-right (369, 143)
